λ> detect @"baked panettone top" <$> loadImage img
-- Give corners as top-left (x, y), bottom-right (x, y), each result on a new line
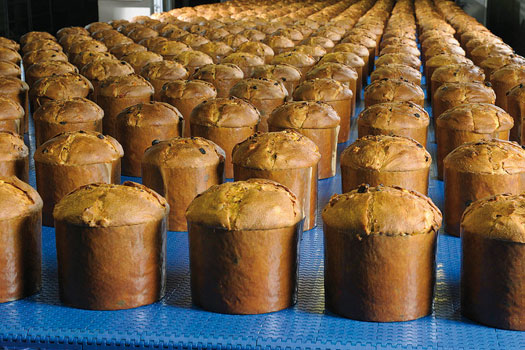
top-left (374, 53), bottom-right (421, 70)
top-left (506, 82), bottom-right (525, 100)
top-left (22, 39), bottom-right (62, 54)
top-left (23, 49), bottom-right (68, 68)
top-left (340, 135), bottom-right (431, 171)
top-left (0, 61), bottom-right (21, 77)
top-left (141, 60), bottom-right (189, 81)
top-left (269, 101), bottom-right (340, 129)
top-left (0, 176), bottom-right (42, 221)
top-left (20, 31), bottom-right (56, 46)
top-left (29, 73), bottom-right (93, 101)
top-left (0, 37), bottom-right (20, 51)
top-left (490, 64), bottom-right (525, 84)
top-left (192, 63), bottom-right (244, 81)
top-left (251, 64), bottom-right (302, 83)
top-left (291, 44), bottom-right (327, 59)
top-left (186, 178), bottom-right (303, 230)
top-left (80, 59), bottom-right (134, 82)
top-left (0, 76), bottom-right (29, 94)
top-left (70, 51), bottom-right (116, 69)
top-left (318, 51), bottom-right (365, 68)
top-left (68, 40), bottom-right (108, 56)
top-left (0, 131), bottom-right (28, 161)
top-left (108, 43), bottom-right (147, 59)
top-left (358, 101), bottom-right (429, 129)
top-left (33, 97), bottom-right (103, 124)
top-left (230, 77), bottom-right (288, 100)
top-left (117, 101), bottom-right (183, 127)
top-left (196, 41), bottom-right (234, 59)
top-left (364, 78), bottom-right (425, 103)
top-left (293, 78), bottom-right (353, 101)
top-left (150, 40), bottom-right (191, 57)
top-left (322, 185), bottom-right (442, 235)
top-left (232, 130), bottom-right (320, 170)
top-left (0, 97), bottom-right (24, 121)
top-left (26, 61), bottom-right (79, 80)
top-left (333, 43), bottom-right (369, 58)
top-left (461, 193), bottom-right (525, 243)
top-left (437, 103), bottom-right (514, 133)
top-left (306, 62), bottom-right (358, 82)
top-left (444, 139), bottom-right (525, 174)
top-left (431, 63), bottom-right (485, 84)
top-left (34, 130), bottom-right (123, 165)
top-left (98, 74), bottom-right (154, 98)
top-left (434, 81), bottom-right (496, 104)
top-left (121, 51), bottom-right (163, 71)
top-left (222, 52), bottom-right (265, 67)
top-left (174, 50), bottom-right (214, 68)
top-left (162, 79), bottom-right (217, 100)
top-left (271, 52), bottom-right (316, 68)
top-left (370, 64), bottom-right (422, 84)
top-left (142, 136), bottom-right (225, 168)
top-left (237, 41), bottom-right (275, 59)
top-left (425, 54), bottom-right (473, 69)
top-left (53, 181), bottom-right (168, 227)
top-left (190, 97), bottom-right (260, 128)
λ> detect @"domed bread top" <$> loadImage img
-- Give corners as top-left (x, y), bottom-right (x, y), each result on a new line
top-left (22, 39), bottom-right (62, 54)
top-left (190, 97), bottom-right (260, 128)
top-left (20, 31), bottom-right (56, 46)
top-left (162, 79), bottom-right (217, 100)
top-left (174, 50), bottom-right (214, 66)
top-left (431, 63), bottom-right (485, 83)
top-left (507, 82), bottom-right (525, 98)
top-left (0, 37), bottom-right (20, 51)
top-left (0, 47), bottom-right (22, 64)
top-left (232, 130), bottom-right (321, 170)
top-left (293, 78), bottom-right (353, 101)
top-left (117, 101), bottom-right (183, 127)
top-left (186, 178), bottom-right (303, 231)
top-left (269, 101), bottom-right (340, 129)
top-left (364, 78), bottom-right (424, 102)
top-left (150, 41), bottom-right (191, 57)
top-left (33, 97), bottom-right (103, 124)
top-left (480, 54), bottom-right (525, 71)
top-left (230, 77), bottom-right (288, 100)
top-left (358, 101), bottom-right (429, 129)
top-left (23, 49), bottom-right (69, 68)
top-left (490, 64), bottom-right (525, 83)
top-left (0, 97), bottom-right (24, 121)
top-left (271, 52), bottom-right (316, 67)
top-left (340, 135), bottom-right (431, 172)
top-left (370, 64), bottom-right (422, 84)
top-left (374, 53), bottom-right (421, 70)
top-left (196, 41), bottom-right (234, 58)
top-left (191, 63), bottom-right (244, 80)
top-left (0, 131), bottom-right (28, 161)
top-left (141, 60), bottom-right (189, 81)
top-left (425, 54), bottom-right (473, 68)
top-left (80, 59), bottom-right (134, 81)
top-left (0, 176), bottom-right (43, 221)
top-left (68, 40), bottom-right (108, 56)
top-left (333, 43), bottom-right (369, 57)
top-left (53, 181), bottom-right (168, 228)
top-left (305, 62), bottom-right (358, 82)
top-left (30, 73), bottom-right (93, 100)
top-left (443, 139), bottom-right (525, 174)
top-left (461, 193), bottom-right (525, 243)
top-left (0, 61), bottom-right (21, 77)
top-left (322, 185), bottom-right (442, 235)
top-left (291, 44), bottom-right (327, 59)
top-left (437, 103), bottom-right (513, 133)
top-left (434, 82), bottom-right (496, 104)
top-left (98, 74), bottom-right (154, 98)
top-left (26, 60), bottom-right (79, 79)
top-left (318, 51), bottom-right (365, 68)
top-left (237, 41), bottom-right (275, 58)
top-left (264, 35), bottom-right (294, 49)
top-left (57, 26), bottom-right (90, 39)
top-left (142, 136), bottom-right (225, 168)
top-left (121, 51), bottom-right (163, 70)
top-left (222, 52), bottom-right (265, 66)
top-left (0, 76), bottom-right (29, 94)
top-left (34, 130), bottom-right (123, 165)
top-left (251, 64), bottom-right (302, 83)
top-left (70, 51), bottom-right (116, 69)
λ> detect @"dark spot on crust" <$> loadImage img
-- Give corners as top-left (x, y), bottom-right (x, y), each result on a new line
top-left (199, 147), bottom-right (206, 154)
top-left (97, 134), bottom-right (104, 139)
top-left (252, 85), bottom-right (257, 89)
top-left (357, 184), bottom-right (369, 193)
top-left (465, 200), bottom-right (473, 207)
top-left (274, 82), bottom-right (279, 86)
top-left (281, 77), bottom-right (286, 81)
top-left (42, 149), bottom-right (49, 153)
top-left (152, 139), bottom-right (160, 145)
top-left (414, 113), bottom-right (420, 118)
top-left (78, 130), bottom-right (86, 133)
top-left (59, 121), bottom-right (67, 125)
top-left (484, 81), bottom-right (492, 87)
top-left (416, 143), bottom-right (423, 148)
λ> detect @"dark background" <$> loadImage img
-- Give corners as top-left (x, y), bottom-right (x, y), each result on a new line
top-left (0, 0), bottom-right (523, 56)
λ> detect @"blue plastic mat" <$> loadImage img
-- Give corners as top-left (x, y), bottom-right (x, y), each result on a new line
top-left (0, 78), bottom-right (524, 350)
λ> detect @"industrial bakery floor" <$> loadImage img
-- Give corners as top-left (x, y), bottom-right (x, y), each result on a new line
top-left (1, 76), bottom-right (523, 350)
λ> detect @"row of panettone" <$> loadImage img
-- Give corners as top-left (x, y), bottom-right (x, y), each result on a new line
top-left (0, 0), bottom-right (522, 333)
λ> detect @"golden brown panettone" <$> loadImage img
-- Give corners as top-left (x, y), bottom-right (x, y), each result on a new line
top-left (506, 83), bottom-right (525, 144)
top-left (0, 176), bottom-right (43, 303)
top-left (142, 137), bottom-right (225, 231)
top-left (229, 77), bottom-right (287, 132)
top-left (35, 130), bottom-right (123, 226)
top-left (85, 21), bottom-right (113, 34)
top-left (138, 37), bottom-right (168, 51)
top-left (333, 42), bottom-right (371, 73)
top-left (323, 185), bottom-right (441, 322)
top-left (479, 54), bottom-right (525, 81)
top-left (293, 78), bottom-right (353, 143)
top-left (25, 61), bottom-right (79, 88)
top-left (53, 182), bottom-right (168, 310)
top-left (121, 51), bottom-right (163, 73)
top-left (150, 41), bottom-right (192, 60)
top-left (100, 33), bottom-right (134, 49)
top-left (116, 101), bottom-right (184, 176)
top-left (0, 98), bottom-right (24, 135)
top-left (70, 51), bottom-right (116, 70)
top-left (251, 64), bottom-right (302, 99)
top-left (56, 26), bottom-right (89, 39)
top-left (268, 101), bottom-right (340, 179)
top-left (364, 78), bottom-right (425, 108)
top-left (22, 49), bottom-right (69, 71)
top-left (97, 74), bottom-right (154, 136)
top-left (0, 77), bottom-right (29, 133)
top-left (0, 37), bottom-right (20, 51)
top-left (264, 35), bottom-right (295, 54)
top-left (108, 43), bottom-right (147, 59)
top-left (319, 52), bottom-right (366, 90)
top-left (21, 39), bottom-right (62, 55)
top-left (424, 54), bottom-right (474, 85)
top-left (174, 50), bottom-right (214, 76)
top-left (0, 131), bottom-right (28, 182)
top-left (20, 31), bottom-right (56, 47)
top-left (374, 53), bottom-right (421, 71)
top-left (67, 40), bottom-right (108, 61)
top-left (186, 179), bottom-right (303, 314)
top-left (80, 59), bottom-right (135, 102)
top-left (237, 41), bottom-right (275, 64)
top-left (33, 97), bottom-right (104, 146)
top-left (436, 103), bottom-right (514, 179)
top-left (195, 41), bottom-right (234, 64)
top-left (444, 139), bottom-right (525, 236)
top-left (127, 27), bottom-right (159, 43)
top-left (432, 82), bottom-right (496, 120)
top-left (430, 64), bottom-right (485, 101)
top-left (140, 61), bottom-right (189, 101)
top-left (29, 73), bottom-right (94, 111)
top-left (222, 52), bottom-right (265, 77)
top-left (379, 44), bottom-right (421, 58)
top-left (291, 44), bottom-right (327, 62)
top-left (232, 130), bottom-right (320, 230)
top-left (190, 97), bottom-right (259, 178)
top-left (0, 47), bottom-right (21, 66)
top-left (191, 63), bottom-right (244, 99)
top-left (490, 64), bottom-right (525, 111)
top-left (461, 193), bottom-right (525, 331)
top-left (340, 135), bottom-right (431, 195)
top-left (357, 101), bottom-right (429, 146)
top-left (370, 64), bottom-right (422, 86)
top-left (0, 61), bottom-right (21, 79)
